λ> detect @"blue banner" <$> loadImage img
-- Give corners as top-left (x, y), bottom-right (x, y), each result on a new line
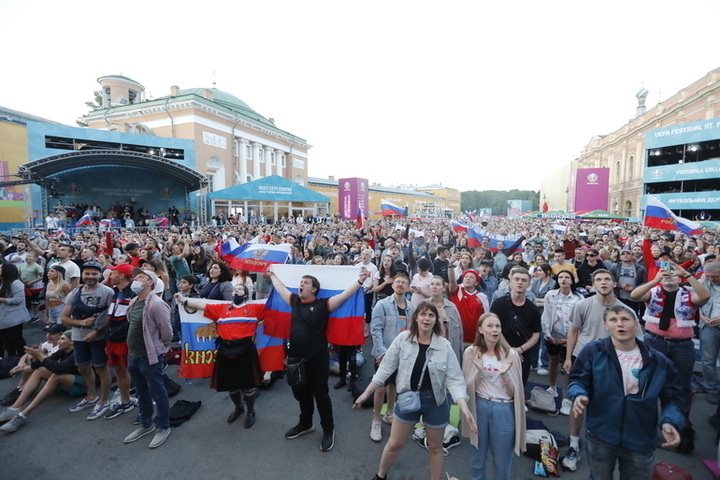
top-left (645, 159), bottom-right (720, 183)
top-left (646, 117), bottom-right (720, 149)
top-left (644, 192), bottom-right (720, 210)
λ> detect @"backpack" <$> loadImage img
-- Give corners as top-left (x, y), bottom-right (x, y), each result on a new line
top-left (527, 386), bottom-right (557, 414)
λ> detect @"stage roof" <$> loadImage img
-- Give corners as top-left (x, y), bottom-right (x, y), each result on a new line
top-left (208, 175), bottom-right (330, 203)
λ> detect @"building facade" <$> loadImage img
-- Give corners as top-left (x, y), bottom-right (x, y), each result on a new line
top-left (545, 67), bottom-right (720, 219)
top-left (82, 75), bottom-right (311, 215)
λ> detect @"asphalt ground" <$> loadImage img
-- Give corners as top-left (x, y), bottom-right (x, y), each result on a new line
top-left (1, 321), bottom-right (718, 480)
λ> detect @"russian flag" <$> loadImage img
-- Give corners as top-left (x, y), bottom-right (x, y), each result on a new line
top-left (76, 214), bottom-right (93, 227)
top-left (356, 208), bottom-right (365, 230)
top-left (255, 322), bottom-right (285, 372)
top-left (553, 224), bottom-right (567, 235)
top-left (229, 243), bottom-right (291, 273)
top-left (467, 226), bottom-right (483, 248)
top-left (452, 220), bottom-right (468, 233)
top-left (218, 237), bottom-right (247, 265)
top-left (263, 265), bottom-right (365, 346)
top-left (644, 195), bottom-right (703, 236)
top-left (99, 219), bottom-right (114, 228)
top-left (381, 199), bottom-right (406, 217)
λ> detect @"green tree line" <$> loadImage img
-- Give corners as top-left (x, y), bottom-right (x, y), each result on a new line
top-left (461, 189), bottom-right (540, 216)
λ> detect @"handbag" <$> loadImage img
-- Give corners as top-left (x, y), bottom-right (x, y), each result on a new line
top-left (396, 350), bottom-right (432, 414)
top-left (527, 386), bottom-right (557, 413)
top-left (286, 356), bottom-right (307, 387)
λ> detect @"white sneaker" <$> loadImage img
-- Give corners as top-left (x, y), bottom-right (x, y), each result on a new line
top-left (382, 412), bottom-right (393, 425)
top-left (560, 398), bottom-right (572, 416)
top-left (546, 385), bottom-right (558, 397)
top-left (370, 420), bottom-right (382, 442)
top-left (536, 367), bottom-right (549, 376)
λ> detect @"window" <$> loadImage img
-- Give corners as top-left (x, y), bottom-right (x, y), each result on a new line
top-left (625, 201), bottom-right (633, 217)
top-left (270, 152), bottom-right (276, 166)
top-left (627, 156), bottom-right (634, 179)
top-left (615, 160), bottom-right (622, 183)
top-left (246, 145), bottom-right (252, 158)
top-left (281, 156), bottom-right (286, 167)
top-left (259, 150), bottom-right (264, 163)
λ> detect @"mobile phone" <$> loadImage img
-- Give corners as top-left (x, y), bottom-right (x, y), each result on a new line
top-left (660, 261), bottom-right (672, 272)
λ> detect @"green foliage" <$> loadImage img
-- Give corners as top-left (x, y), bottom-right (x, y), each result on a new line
top-left (461, 189), bottom-right (540, 216)
top-left (76, 90), bottom-right (104, 128)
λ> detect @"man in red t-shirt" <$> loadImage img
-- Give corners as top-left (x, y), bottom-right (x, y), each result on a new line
top-left (449, 269), bottom-right (489, 346)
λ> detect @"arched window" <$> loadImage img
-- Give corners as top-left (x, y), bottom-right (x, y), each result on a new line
top-left (613, 201), bottom-right (620, 214)
top-left (206, 156), bottom-right (225, 192)
top-left (627, 156), bottom-right (634, 179)
top-left (625, 200), bottom-right (633, 217)
top-left (615, 160), bottom-right (622, 183)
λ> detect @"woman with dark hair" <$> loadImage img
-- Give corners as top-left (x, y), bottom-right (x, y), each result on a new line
top-left (373, 255), bottom-right (397, 302)
top-left (332, 253), bottom-right (348, 266)
top-left (540, 269), bottom-right (584, 416)
top-left (190, 245), bottom-right (210, 287)
top-left (200, 262), bottom-right (233, 300)
top-left (410, 257), bottom-right (433, 306)
top-left (463, 312), bottom-right (526, 480)
top-left (353, 302), bottom-right (476, 480)
top-left (0, 263), bottom-right (30, 358)
top-left (529, 263), bottom-right (557, 309)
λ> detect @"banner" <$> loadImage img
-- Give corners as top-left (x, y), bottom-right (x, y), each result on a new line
top-left (229, 243), bottom-right (291, 273)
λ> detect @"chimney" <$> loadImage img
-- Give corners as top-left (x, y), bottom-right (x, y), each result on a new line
top-left (170, 85), bottom-right (179, 97)
top-left (203, 89), bottom-right (214, 101)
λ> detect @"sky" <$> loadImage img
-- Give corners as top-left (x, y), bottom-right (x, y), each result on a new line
top-left (1, 0), bottom-right (719, 193)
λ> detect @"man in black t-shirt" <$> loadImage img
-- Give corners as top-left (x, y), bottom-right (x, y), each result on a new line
top-left (433, 246), bottom-right (451, 283)
top-left (490, 267), bottom-right (541, 384)
top-left (268, 267), bottom-right (369, 452)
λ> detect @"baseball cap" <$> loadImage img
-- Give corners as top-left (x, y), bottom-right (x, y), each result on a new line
top-left (47, 324), bottom-right (67, 334)
top-left (80, 261), bottom-right (103, 271)
top-left (132, 267), bottom-right (158, 287)
top-left (107, 263), bottom-right (134, 277)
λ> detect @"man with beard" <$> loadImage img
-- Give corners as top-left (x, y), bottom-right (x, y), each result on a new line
top-left (60, 262), bottom-right (114, 420)
top-left (562, 269), bottom-right (639, 471)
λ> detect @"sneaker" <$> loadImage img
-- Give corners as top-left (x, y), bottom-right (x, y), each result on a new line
top-left (0, 414), bottom-right (26, 433)
top-left (536, 367), bottom-right (549, 376)
top-left (412, 427), bottom-right (426, 442)
top-left (104, 401), bottom-right (135, 420)
top-left (546, 385), bottom-right (558, 398)
top-left (123, 425), bottom-right (156, 443)
top-left (0, 407), bottom-right (21, 423)
top-left (370, 420), bottom-right (382, 442)
top-left (28, 317), bottom-right (40, 324)
top-left (320, 430), bottom-right (335, 451)
top-left (444, 434), bottom-right (461, 449)
top-left (562, 446), bottom-right (581, 471)
top-left (69, 397), bottom-right (98, 413)
top-left (708, 393), bottom-right (719, 405)
top-left (382, 412), bottom-right (393, 425)
top-left (149, 428), bottom-right (171, 448)
top-left (285, 423), bottom-right (315, 439)
top-left (560, 399), bottom-right (572, 416)
top-left (87, 402), bottom-right (110, 420)
top-left (333, 378), bottom-right (346, 389)
top-left (0, 388), bottom-right (21, 407)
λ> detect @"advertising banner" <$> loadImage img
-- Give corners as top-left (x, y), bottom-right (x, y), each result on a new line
top-left (644, 159), bottom-right (720, 183)
top-left (338, 177), bottom-right (369, 220)
top-left (570, 168), bottom-right (609, 212)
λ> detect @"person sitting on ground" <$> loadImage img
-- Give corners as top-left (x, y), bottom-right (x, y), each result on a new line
top-left (0, 330), bottom-right (86, 433)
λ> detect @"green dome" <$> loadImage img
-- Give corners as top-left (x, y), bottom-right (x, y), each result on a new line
top-left (636, 87), bottom-right (649, 99)
top-left (178, 88), bottom-right (256, 113)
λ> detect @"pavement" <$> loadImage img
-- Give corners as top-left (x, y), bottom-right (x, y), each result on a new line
top-left (1, 322), bottom-right (718, 480)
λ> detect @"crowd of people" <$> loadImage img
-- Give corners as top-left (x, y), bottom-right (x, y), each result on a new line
top-left (0, 214), bottom-right (719, 480)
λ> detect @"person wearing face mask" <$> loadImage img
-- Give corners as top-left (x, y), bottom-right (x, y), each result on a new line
top-left (176, 285), bottom-right (265, 428)
top-left (122, 269), bottom-right (173, 449)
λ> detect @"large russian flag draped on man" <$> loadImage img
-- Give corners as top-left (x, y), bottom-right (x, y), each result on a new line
top-left (263, 264), bottom-right (365, 346)
top-left (467, 226), bottom-right (524, 252)
top-left (177, 298), bottom-right (284, 378)
top-left (229, 243), bottom-right (291, 273)
top-left (644, 195), bottom-right (703, 236)
top-left (381, 199), bottom-right (406, 217)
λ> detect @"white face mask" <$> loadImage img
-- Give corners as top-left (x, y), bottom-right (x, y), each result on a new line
top-left (130, 281), bottom-right (146, 294)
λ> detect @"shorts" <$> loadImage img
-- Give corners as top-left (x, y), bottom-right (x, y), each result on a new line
top-left (393, 389), bottom-right (449, 429)
top-left (545, 339), bottom-right (567, 358)
top-left (74, 339), bottom-right (108, 368)
top-left (47, 304), bottom-right (64, 324)
top-left (105, 341), bottom-right (129, 368)
top-left (374, 363), bottom-right (397, 386)
top-left (56, 375), bottom-right (87, 397)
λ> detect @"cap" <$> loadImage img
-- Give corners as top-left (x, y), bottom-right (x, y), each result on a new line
top-left (107, 263), bottom-right (134, 277)
top-left (461, 269), bottom-right (481, 284)
top-left (47, 324), bottom-right (67, 334)
top-left (132, 267), bottom-right (158, 287)
top-left (80, 261), bottom-right (103, 271)
top-left (621, 245), bottom-right (633, 254)
top-left (49, 265), bottom-right (66, 276)
top-left (480, 259), bottom-right (493, 266)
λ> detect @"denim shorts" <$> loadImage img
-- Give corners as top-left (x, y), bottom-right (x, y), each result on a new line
top-left (74, 339), bottom-right (108, 367)
top-left (47, 304), bottom-right (64, 324)
top-left (393, 389), bottom-right (449, 429)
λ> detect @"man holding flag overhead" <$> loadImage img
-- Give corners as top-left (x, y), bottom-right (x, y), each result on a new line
top-left (267, 266), bottom-right (370, 452)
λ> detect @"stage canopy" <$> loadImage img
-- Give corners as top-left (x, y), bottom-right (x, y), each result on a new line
top-left (208, 175), bottom-right (329, 203)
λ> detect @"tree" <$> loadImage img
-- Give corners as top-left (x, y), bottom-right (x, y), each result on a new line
top-left (461, 189), bottom-right (539, 216)
top-left (76, 90), bottom-right (103, 127)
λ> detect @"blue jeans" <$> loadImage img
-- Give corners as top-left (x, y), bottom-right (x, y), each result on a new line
top-left (470, 396), bottom-right (515, 480)
top-left (643, 332), bottom-right (694, 415)
top-left (701, 326), bottom-right (720, 395)
top-left (586, 432), bottom-right (653, 480)
top-left (128, 355), bottom-right (170, 429)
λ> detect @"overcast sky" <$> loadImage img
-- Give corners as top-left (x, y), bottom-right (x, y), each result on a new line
top-left (2, 0), bottom-right (718, 192)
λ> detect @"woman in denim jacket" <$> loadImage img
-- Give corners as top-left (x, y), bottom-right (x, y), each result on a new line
top-left (354, 302), bottom-right (477, 480)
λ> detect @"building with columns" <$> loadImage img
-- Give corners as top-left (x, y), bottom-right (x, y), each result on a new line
top-left (541, 67), bottom-right (720, 219)
top-left (82, 75), bottom-right (311, 218)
